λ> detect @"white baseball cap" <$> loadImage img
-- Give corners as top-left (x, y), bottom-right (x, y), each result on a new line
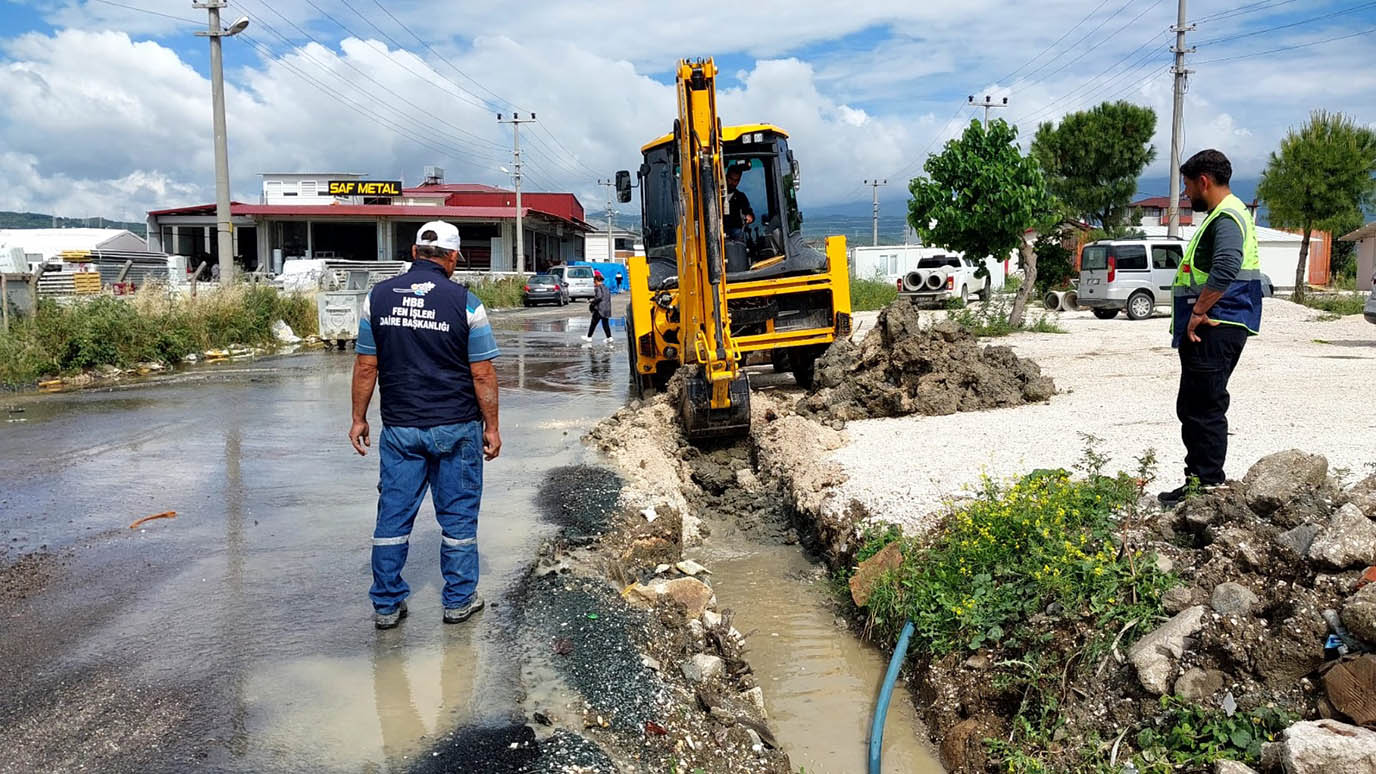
top-left (416, 220), bottom-right (461, 252)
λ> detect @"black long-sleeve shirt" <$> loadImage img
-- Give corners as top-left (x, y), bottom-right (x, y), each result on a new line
top-left (1193, 213), bottom-right (1244, 292)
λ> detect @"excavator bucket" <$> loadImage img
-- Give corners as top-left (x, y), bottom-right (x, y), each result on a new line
top-left (680, 371), bottom-right (751, 441)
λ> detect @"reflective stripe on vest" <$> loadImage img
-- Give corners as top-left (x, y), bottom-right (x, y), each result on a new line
top-left (1170, 193), bottom-right (1263, 346)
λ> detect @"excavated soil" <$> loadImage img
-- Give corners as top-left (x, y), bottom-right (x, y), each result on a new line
top-left (797, 299), bottom-right (1055, 424)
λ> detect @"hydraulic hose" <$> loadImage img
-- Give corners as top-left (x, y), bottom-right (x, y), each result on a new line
top-left (868, 619), bottom-right (915, 774)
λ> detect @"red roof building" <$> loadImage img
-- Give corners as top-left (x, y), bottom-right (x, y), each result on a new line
top-left (146, 172), bottom-right (591, 274)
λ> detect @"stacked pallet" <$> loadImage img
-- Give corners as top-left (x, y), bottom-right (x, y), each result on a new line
top-left (60, 249), bottom-right (171, 288)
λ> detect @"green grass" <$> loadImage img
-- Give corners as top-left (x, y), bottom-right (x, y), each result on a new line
top-left (463, 276), bottom-right (528, 310)
top-left (0, 285), bottom-right (318, 387)
top-left (851, 277), bottom-right (899, 311)
top-left (1293, 292), bottom-right (1365, 317)
top-left (947, 294), bottom-right (1067, 336)
top-left (853, 443), bottom-right (1172, 773)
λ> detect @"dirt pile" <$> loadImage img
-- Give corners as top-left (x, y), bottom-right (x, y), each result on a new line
top-left (797, 299), bottom-right (1055, 423)
top-left (917, 450), bottom-right (1376, 773)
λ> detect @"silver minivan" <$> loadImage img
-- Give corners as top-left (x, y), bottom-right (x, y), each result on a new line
top-left (547, 265), bottom-right (596, 300)
top-left (1078, 238), bottom-right (1184, 320)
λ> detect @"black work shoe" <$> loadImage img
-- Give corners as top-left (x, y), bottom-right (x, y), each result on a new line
top-left (443, 596), bottom-right (485, 624)
top-left (374, 602), bottom-right (408, 630)
top-left (1157, 481), bottom-right (1225, 508)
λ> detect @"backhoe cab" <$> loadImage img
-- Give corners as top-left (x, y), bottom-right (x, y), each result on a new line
top-left (619, 58), bottom-right (851, 442)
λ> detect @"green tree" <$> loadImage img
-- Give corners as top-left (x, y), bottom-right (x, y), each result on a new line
top-left (908, 119), bottom-right (1056, 327)
top-left (1257, 110), bottom-right (1376, 300)
top-left (1029, 101), bottom-right (1157, 232)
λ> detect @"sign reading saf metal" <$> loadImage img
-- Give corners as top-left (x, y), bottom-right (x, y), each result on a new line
top-left (328, 180), bottom-right (402, 197)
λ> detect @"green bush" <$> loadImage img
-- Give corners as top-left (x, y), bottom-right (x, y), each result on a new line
top-left (464, 276), bottom-right (528, 310)
top-left (851, 277), bottom-right (899, 311)
top-left (946, 295), bottom-right (1067, 336)
top-left (1294, 292), bottom-right (1365, 316)
top-left (1134, 698), bottom-right (1295, 771)
top-left (0, 285), bottom-right (318, 387)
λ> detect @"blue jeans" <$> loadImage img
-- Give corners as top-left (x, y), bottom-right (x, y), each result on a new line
top-left (371, 421), bottom-right (483, 613)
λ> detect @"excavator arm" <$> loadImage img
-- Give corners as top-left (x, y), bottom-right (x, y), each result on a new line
top-left (673, 59), bottom-right (750, 439)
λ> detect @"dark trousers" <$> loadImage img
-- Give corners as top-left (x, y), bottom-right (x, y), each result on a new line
top-left (586, 313), bottom-right (611, 338)
top-left (1176, 325), bottom-right (1249, 485)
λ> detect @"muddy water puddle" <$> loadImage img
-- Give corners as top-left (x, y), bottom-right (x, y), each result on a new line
top-left (704, 543), bottom-right (943, 774)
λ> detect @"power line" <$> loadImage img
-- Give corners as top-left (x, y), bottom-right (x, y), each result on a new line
top-left (1194, 0), bottom-right (1301, 24)
top-left (1195, 1), bottom-right (1376, 46)
top-left (992, 0), bottom-right (1115, 84)
top-left (1022, 0), bottom-right (1169, 88)
top-left (1194, 23), bottom-right (1376, 63)
top-left (1011, 0), bottom-right (1140, 89)
top-left (90, 0), bottom-right (201, 24)
top-left (367, 0), bottom-right (516, 112)
top-left (1010, 28), bottom-right (1170, 126)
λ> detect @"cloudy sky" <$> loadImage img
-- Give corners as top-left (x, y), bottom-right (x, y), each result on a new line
top-left (1, 0), bottom-right (1374, 220)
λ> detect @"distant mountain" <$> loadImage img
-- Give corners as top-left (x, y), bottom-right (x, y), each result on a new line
top-left (0, 211), bottom-right (147, 237)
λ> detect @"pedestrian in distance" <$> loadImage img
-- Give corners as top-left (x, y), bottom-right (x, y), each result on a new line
top-left (349, 220), bottom-right (502, 630)
top-left (1158, 149), bottom-right (1264, 508)
top-left (582, 271), bottom-right (614, 347)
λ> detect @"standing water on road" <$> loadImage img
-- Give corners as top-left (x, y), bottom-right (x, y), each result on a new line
top-left (0, 307), bottom-right (623, 772)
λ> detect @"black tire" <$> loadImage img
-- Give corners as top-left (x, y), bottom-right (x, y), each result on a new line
top-left (1092, 308), bottom-right (1119, 320)
top-left (1126, 292), bottom-right (1154, 321)
top-left (770, 349), bottom-right (788, 373)
top-left (791, 348), bottom-right (819, 390)
top-left (625, 312), bottom-right (643, 399)
top-left (522, 300), bottom-right (531, 308)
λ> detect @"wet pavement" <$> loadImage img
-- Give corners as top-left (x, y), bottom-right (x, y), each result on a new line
top-left (0, 302), bottom-right (940, 773)
top-left (0, 306), bottom-right (626, 773)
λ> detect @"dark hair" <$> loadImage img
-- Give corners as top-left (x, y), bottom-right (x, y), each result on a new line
top-left (1180, 149), bottom-right (1232, 186)
top-left (414, 229), bottom-right (452, 260)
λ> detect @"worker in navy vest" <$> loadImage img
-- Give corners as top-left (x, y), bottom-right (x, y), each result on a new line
top-left (1159, 150), bottom-right (1264, 508)
top-left (349, 221), bottom-right (502, 630)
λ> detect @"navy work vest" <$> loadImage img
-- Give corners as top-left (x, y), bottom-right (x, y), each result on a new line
top-left (368, 261), bottom-right (478, 428)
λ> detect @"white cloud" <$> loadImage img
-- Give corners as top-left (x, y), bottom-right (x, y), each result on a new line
top-left (2, 1), bottom-right (1375, 218)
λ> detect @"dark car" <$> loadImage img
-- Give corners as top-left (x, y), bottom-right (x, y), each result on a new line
top-left (522, 274), bottom-right (569, 307)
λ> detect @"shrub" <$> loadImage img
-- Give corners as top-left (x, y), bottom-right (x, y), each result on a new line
top-left (463, 276), bottom-right (527, 310)
top-left (851, 277), bottom-right (899, 311)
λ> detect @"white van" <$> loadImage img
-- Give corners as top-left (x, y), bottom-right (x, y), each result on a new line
top-left (1078, 238), bottom-right (1184, 320)
top-left (547, 265), bottom-right (596, 300)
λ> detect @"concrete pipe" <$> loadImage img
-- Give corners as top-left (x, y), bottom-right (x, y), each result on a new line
top-left (903, 271), bottom-right (925, 292)
top-left (1044, 290), bottom-right (1062, 311)
top-left (924, 272), bottom-right (945, 291)
top-left (1062, 289), bottom-right (1079, 311)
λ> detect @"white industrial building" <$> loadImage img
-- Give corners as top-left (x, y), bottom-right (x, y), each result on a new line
top-left (0, 228), bottom-right (147, 272)
top-left (582, 227), bottom-right (644, 265)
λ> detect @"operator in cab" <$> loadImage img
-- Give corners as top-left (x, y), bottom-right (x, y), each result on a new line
top-left (724, 163), bottom-right (755, 241)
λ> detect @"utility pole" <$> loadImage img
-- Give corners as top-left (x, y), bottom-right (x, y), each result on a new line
top-left (1167, 0), bottom-right (1195, 239)
top-left (968, 95), bottom-right (1009, 127)
top-left (863, 179), bottom-right (887, 246)
top-left (597, 178), bottom-right (616, 263)
top-left (195, 2), bottom-right (248, 285)
top-left (498, 113), bottom-right (535, 273)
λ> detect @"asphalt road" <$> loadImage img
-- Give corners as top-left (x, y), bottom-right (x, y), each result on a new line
top-left (0, 304), bottom-right (627, 773)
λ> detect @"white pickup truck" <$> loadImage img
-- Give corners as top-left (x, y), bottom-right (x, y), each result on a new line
top-left (897, 255), bottom-right (990, 305)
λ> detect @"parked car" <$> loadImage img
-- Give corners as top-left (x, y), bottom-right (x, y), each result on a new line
top-left (1078, 237), bottom-right (1277, 321)
top-left (1366, 274), bottom-right (1376, 324)
top-left (897, 255), bottom-right (990, 305)
top-left (547, 265), bottom-right (596, 300)
top-left (522, 274), bottom-right (569, 307)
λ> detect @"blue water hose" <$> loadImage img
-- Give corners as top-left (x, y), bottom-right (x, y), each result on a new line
top-left (868, 618), bottom-right (915, 774)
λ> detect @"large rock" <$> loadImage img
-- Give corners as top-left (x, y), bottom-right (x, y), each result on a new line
top-left (1341, 584), bottom-right (1376, 645)
top-left (1243, 450), bottom-right (1328, 516)
top-left (629, 577), bottom-right (717, 618)
top-left (1175, 667), bottom-right (1227, 702)
top-left (680, 653), bottom-right (724, 684)
top-left (1214, 761), bottom-right (1258, 774)
top-left (1277, 523), bottom-right (1322, 558)
top-left (1263, 720), bottom-right (1376, 774)
top-left (1308, 504), bottom-right (1376, 570)
top-left (1211, 582), bottom-right (1261, 617)
top-left (849, 541), bottom-right (903, 607)
top-left (1128, 606), bottom-right (1206, 695)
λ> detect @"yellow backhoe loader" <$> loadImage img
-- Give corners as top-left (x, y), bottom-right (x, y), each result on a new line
top-left (617, 58), bottom-right (852, 441)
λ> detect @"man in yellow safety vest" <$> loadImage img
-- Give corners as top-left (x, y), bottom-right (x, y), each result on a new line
top-left (1159, 149), bottom-right (1264, 508)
